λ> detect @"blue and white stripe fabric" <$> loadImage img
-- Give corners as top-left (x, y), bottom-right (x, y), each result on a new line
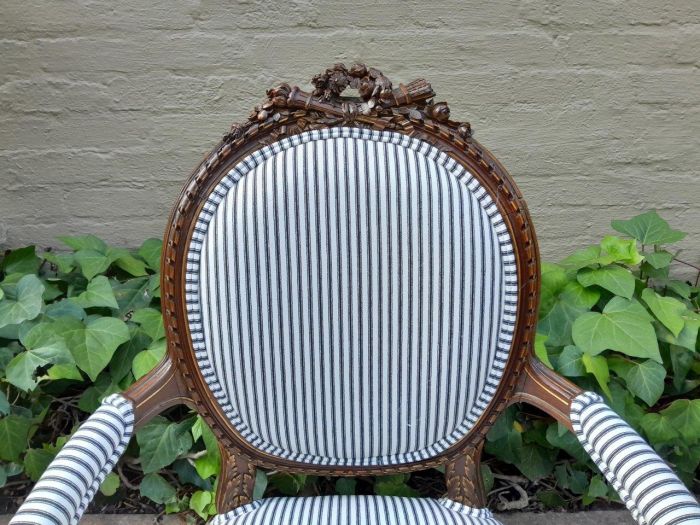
top-left (210, 496), bottom-right (503, 525)
top-left (571, 392), bottom-right (700, 525)
top-left (186, 127), bottom-right (518, 466)
top-left (10, 395), bottom-right (134, 525)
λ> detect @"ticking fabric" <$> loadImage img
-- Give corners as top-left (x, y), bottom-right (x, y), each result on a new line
top-left (210, 496), bottom-right (503, 525)
top-left (10, 394), bottom-right (134, 525)
top-left (186, 127), bottom-right (518, 466)
top-left (571, 392), bottom-right (700, 525)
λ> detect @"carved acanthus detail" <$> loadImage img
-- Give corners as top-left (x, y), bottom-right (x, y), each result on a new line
top-left (445, 444), bottom-right (487, 508)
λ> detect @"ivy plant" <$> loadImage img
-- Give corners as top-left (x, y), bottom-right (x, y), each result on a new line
top-left (0, 211), bottom-right (698, 520)
top-left (485, 210), bottom-right (700, 507)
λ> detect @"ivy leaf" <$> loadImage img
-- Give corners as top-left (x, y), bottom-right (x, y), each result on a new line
top-left (660, 400), bottom-right (700, 442)
top-left (545, 423), bottom-right (587, 462)
top-left (189, 490), bottom-right (214, 520)
top-left (42, 252), bottom-right (76, 274)
top-left (641, 413), bottom-right (679, 444)
top-left (0, 275), bottom-right (44, 329)
top-left (0, 415), bottom-right (32, 462)
top-left (670, 345), bottom-right (694, 392)
top-left (539, 263), bottom-right (570, 318)
top-left (538, 300), bottom-right (588, 347)
top-left (374, 474), bottom-right (419, 497)
top-left (600, 236), bottom-right (644, 266)
top-left (577, 265), bottom-right (635, 299)
top-left (45, 363), bottom-right (83, 382)
top-left (572, 298), bottom-right (661, 362)
top-left (171, 459), bottom-right (211, 492)
top-left (538, 490), bottom-right (566, 509)
top-left (5, 342), bottom-right (74, 391)
top-left (65, 317), bottom-right (131, 381)
top-left (0, 391), bottom-right (9, 416)
top-left (0, 346), bottom-right (14, 375)
top-left (556, 345), bottom-right (586, 377)
top-left (137, 417), bottom-right (193, 473)
top-left (641, 288), bottom-right (686, 337)
top-left (583, 475), bottom-right (609, 505)
top-left (59, 234), bottom-right (108, 252)
top-left (612, 211), bottom-right (686, 245)
top-left (109, 330), bottom-right (149, 382)
top-left (21, 320), bottom-right (65, 349)
top-left (44, 299), bottom-right (86, 321)
top-left (335, 478), bottom-right (357, 495)
top-left (664, 279), bottom-right (692, 299)
top-left (561, 281), bottom-right (600, 309)
top-left (138, 239), bottom-right (163, 271)
top-left (486, 406), bottom-right (517, 442)
top-left (24, 448), bottom-right (57, 481)
top-left (147, 274), bottom-right (161, 299)
top-left (625, 360), bottom-right (666, 406)
top-left (603, 296), bottom-right (652, 320)
top-left (534, 333), bottom-right (552, 368)
top-left (253, 470), bottom-right (268, 500)
top-left (644, 251), bottom-right (674, 269)
top-left (609, 381), bottom-right (645, 430)
top-left (515, 443), bottom-right (555, 481)
top-left (538, 282), bottom-right (597, 347)
top-left (114, 255), bottom-right (148, 277)
top-left (78, 373), bottom-right (120, 412)
top-left (554, 464), bottom-right (588, 495)
top-left (112, 277), bottom-right (152, 316)
top-left (193, 417), bottom-right (220, 461)
top-left (268, 473), bottom-right (308, 496)
top-left (481, 464), bottom-right (494, 493)
top-left (100, 472), bottom-right (120, 496)
top-left (656, 315), bottom-right (700, 353)
top-left (131, 308), bottom-right (165, 341)
top-left (194, 453), bottom-right (219, 480)
top-left (582, 353), bottom-right (611, 398)
top-left (606, 355), bottom-right (633, 381)
top-left (1, 246), bottom-right (42, 275)
top-left (485, 427), bottom-right (522, 464)
top-left (132, 339), bottom-right (166, 380)
top-left (140, 473), bottom-right (177, 504)
top-left (70, 276), bottom-right (119, 309)
top-left (560, 245), bottom-right (611, 271)
top-left (73, 250), bottom-right (112, 280)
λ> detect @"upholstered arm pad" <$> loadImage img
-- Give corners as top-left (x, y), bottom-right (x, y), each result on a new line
top-left (571, 392), bottom-right (700, 525)
top-left (11, 394), bottom-right (134, 525)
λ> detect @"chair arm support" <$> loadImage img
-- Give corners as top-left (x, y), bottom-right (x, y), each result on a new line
top-left (10, 394), bottom-right (134, 525)
top-left (571, 392), bottom-right (700, 525)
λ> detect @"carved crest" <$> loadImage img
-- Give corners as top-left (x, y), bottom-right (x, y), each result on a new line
top-left (223, 63), bottom-right (472, 144)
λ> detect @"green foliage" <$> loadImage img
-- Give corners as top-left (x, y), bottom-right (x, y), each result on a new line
top-left (0, 210), bottom-right (697, 519)
top-left (0, 236), bottom-right (170, 507)
top-left (518, 209), bottom-right (700, 503)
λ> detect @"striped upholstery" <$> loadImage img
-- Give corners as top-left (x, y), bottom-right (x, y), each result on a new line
top-left (210, 496), bottom-right (502, 525)
top-left (186, 127), bottom-right (518, 466)
top-left (571, 392), bottom-right (700, 525)
top-left (10, 395), bottom-right (134, 525)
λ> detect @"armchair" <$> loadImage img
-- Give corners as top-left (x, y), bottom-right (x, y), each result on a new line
top-left (12, 64), bottom-right (699, 525)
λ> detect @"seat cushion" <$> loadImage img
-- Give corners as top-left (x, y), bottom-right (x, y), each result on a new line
top-left (209, 496), bottom-right (502, 525)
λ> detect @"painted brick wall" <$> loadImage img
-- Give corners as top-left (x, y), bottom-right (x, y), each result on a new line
top-left (1, 1), bottom-right (699, 267)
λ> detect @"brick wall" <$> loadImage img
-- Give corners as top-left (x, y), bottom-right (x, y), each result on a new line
top-left (1, 1), bottom-right (699, 267)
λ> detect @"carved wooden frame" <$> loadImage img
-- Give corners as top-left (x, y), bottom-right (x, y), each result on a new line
top-left (122, 64), bottom-right (583, 513)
